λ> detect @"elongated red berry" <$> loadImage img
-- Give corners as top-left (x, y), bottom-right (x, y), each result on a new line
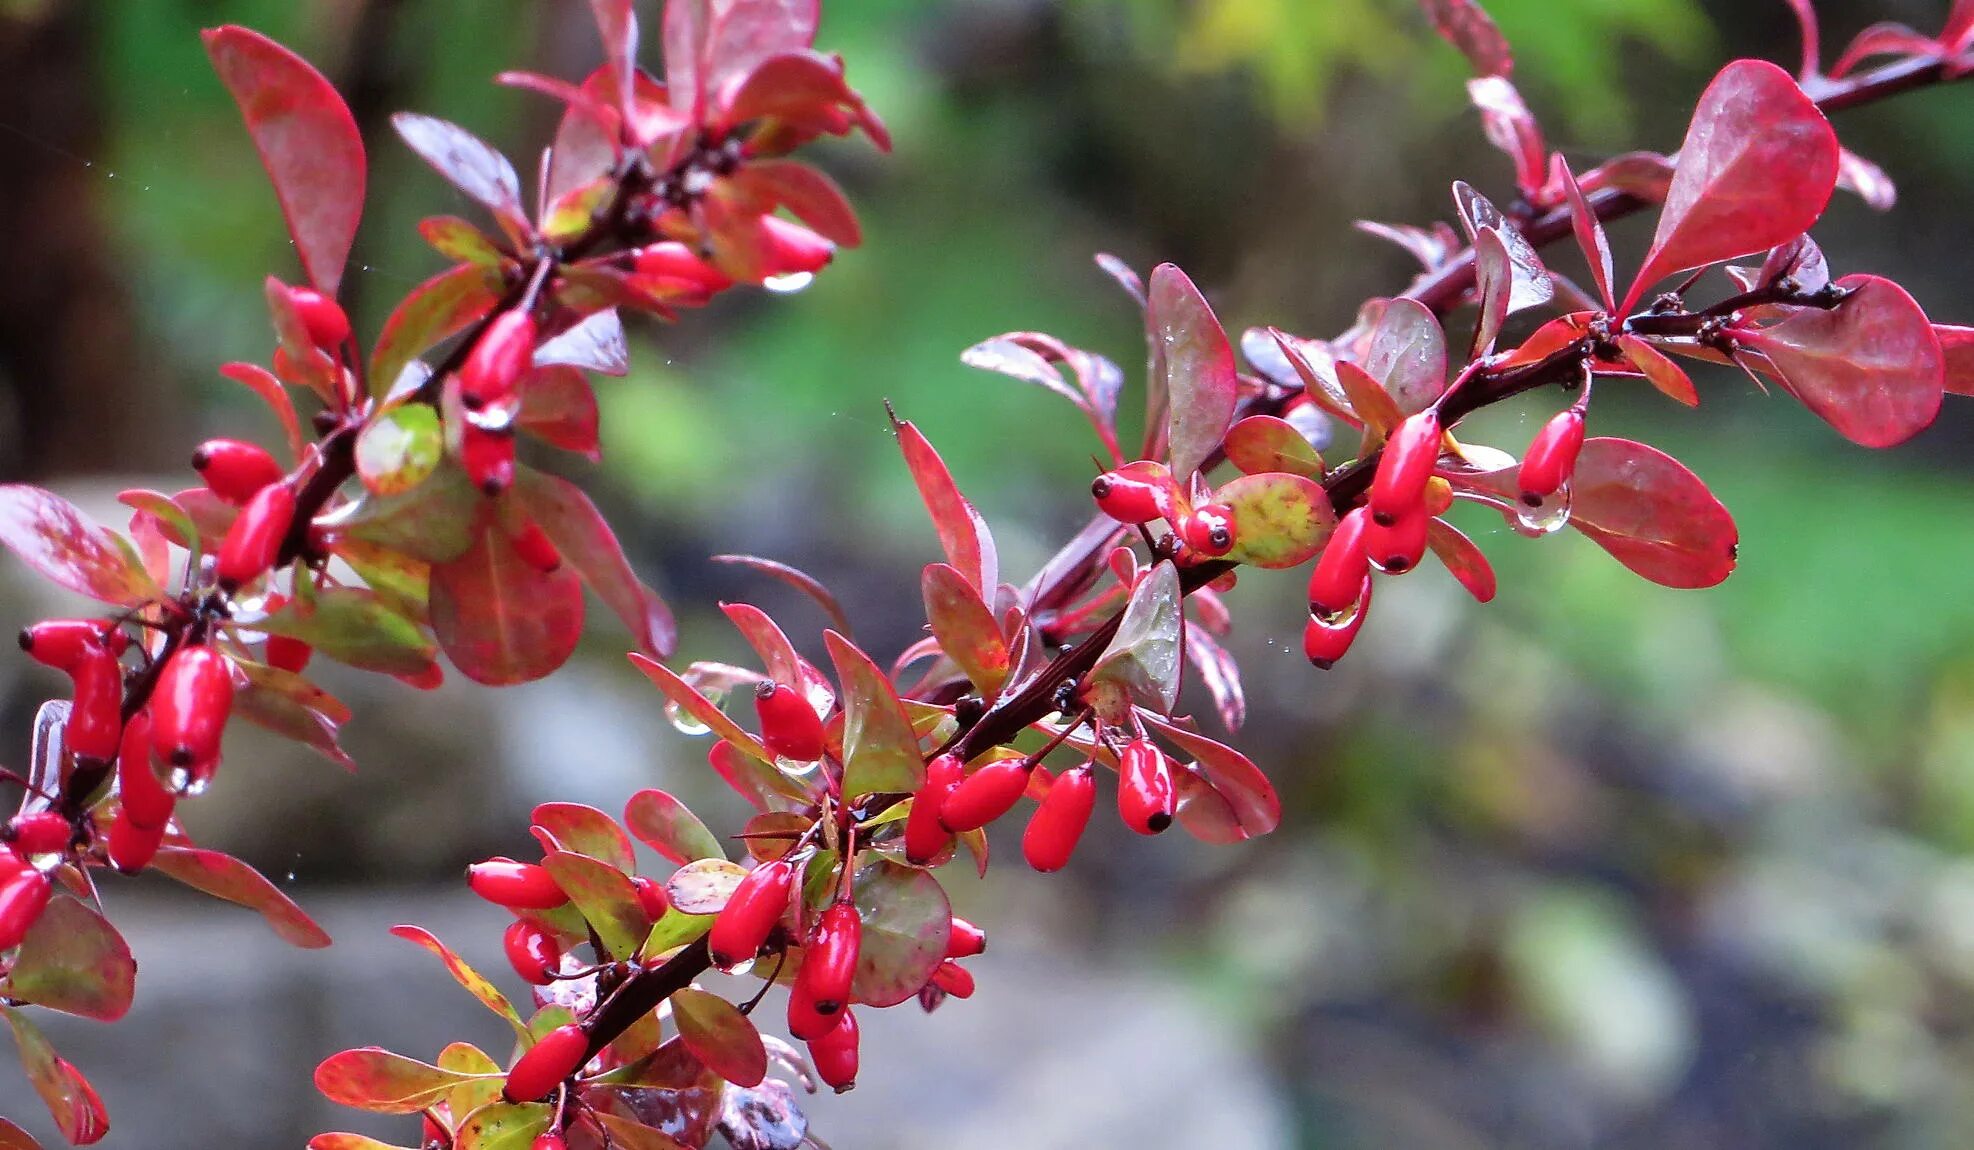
top-left (755, 682), bottom-right (825, 763)
top-left (0, 868), bottom-right (51, 950)
top-left (287, 286), bottom-right (352, 351)
top-left (1182, 503), bottom-right (1237, 558)
top-left (1368, 411), bottom-right (1441, 524)
top-left (809, 1009), bottom-right (859, 1093)
top-left (709, 858), bottom-right (795, 968)
top-left (786, 974), bottom-right (837, 1041)
top-left (1091, 461), bottom-right (1178, 526)
top-left (632, 875), bottom-right (671, 921)
top-left (65, 645), bottom-right (124, 762)
top-left (757, 215), bottom-right (835, 278)
top-left (930, 959), bottom-right (975, 999)
top-left (632, 243), bottom-right (733, 293)
top-left (1519, 408), bottom-right (1586, 503)
top-left (939, 757), bottom-right (1033, 833)
top-left (1023, 765), bottom-right (1095, 872)
top-left (504, 919), bottom-right (562, 986)
top-left (1118, 740), bottom-right (1176, 835)
top-left (6, 813), bottom-right (70, 857)
top-left (798, 901), bottom-right (862, 1015)
top-left (945, 917), bottom-right (986, 959)
top-left (151, 646), bottom-right (233, 772)
top-left (904, 753), bottom-right (963, 865)
top-left (1307, 507), bottom-right (1372, 617)
top-left (18, 619), bottom-right (115, 673)
top-left (216, 481), bottom-right (296, 590)
top-left (193, 439), bottom-right (284, 505)
top-left (468, 859), bottom-right (568, 910)
top-left (532, 1133), bottom-right (569, 1150)
top-left (503, 1022), bottom-right (587, 1103)
top-left (107, 812), bottom-right (166, 873)
top-left (117, 710), bottom-right (173, 828)
top-left (509, 519), bottom-right (562, 574)
top-left (460, 310), bottom-right (538, 411)
top-left (1361, 504), bottom-right (1429, 574)
top-left (461, 426), bottom-right (516, 496)
top-left (1304, 578), bottom-right (1372, 670)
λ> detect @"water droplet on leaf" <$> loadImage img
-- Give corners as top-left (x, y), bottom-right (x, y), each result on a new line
top-left (763, 272), bottom-right (814, 294)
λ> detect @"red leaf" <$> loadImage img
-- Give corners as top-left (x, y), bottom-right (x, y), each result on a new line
top-left (1949, 0), bottom-right (1974, 52)
top-left (203, 27), bottom-right (365, 296)
top-left (532, 802), bottom-right (637, 872)
top-left (218, 362), bottom-right (303, 460)
top-left (625, 789), bottom-right (725, 865)
top-left (391, 113), bottom-right (529, 241)
top-left (670, 988), bottom-right (767, 1087)
top-left (1362, 297), bottom-right (1447, 414)
top-left (0, 485), bottom-right (159, 606)
top-left (587, 0), bottom-right (640, 119)
top-left (1738, 274), bottom-right (1944, 447)
top-left (889, 415), bottom-right (997, 595)
top-left (511, 468), bottom-right (677, 659)
top-left (711, 553), bottom-right (852, 635)
top-left (825, 631), bottom-right (926, 797)
top-left (1829, 22), bottom-right (1940, 78)
top-left (430, 523), bottom-right (585, 686)
top-left (921, 562), bottom-right (1010, 698)
top-left (313, 1047), bottom-right (479, 1115)
top-left (368, 263), bottom-right (502, 400)
top-left (1465, 76), bottom-right (1548, 199)
top-left (5, 897), bottom-right (135, 1022)
top-left (1149, 264), bottom-right (1240, 479)
top-left (1422, 0), bottom-right (1512, 76)
top-left (1424, 519), bottom-right (1496, 603)
top-left (1617, 335), bottom-right (1701, 407)
top-left (1553, 154), bottom-right (1614, 310)
top-left (628, 653), bottom-right (776, 766)
top-left (1836, 147), bottom-right (1897, 211)
top-left (3, 1008), bottom-right (106, 1144)
top-left (735, 159), bottom-right (860, 246)
top-left (151, 845), bottom-right (333, 948)
top-left (388, 925), bottom-right (526, 1035)
top-left (517, 366), bottom-right (601, 459)
top-left (1549, 438), bottom-right (1738, 588)
top-left (535, 310), bottom-right (629, 376)
top-left (718, 602), bottom-right (811, 692)
top-left (0, 1118), bottom-right (44, 1150)
top-left (233, 661), bottom-right (357, 769)
top-left (1183, 626), bottom-right (1246, 732)
top-left (1622, 60), bottom-right (1839, 312)
top-left (1936, 324), bottom-right (1974, 396)
top-left (665, 0), bottom-right (819, 120)
top-left (418, 215), bottom-right (506, 267)
top-left (1139, 714), bottom-right (1279, 839)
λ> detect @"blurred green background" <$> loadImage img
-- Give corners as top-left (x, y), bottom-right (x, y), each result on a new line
top-left (2, 0), bottom-right (1974, 1147)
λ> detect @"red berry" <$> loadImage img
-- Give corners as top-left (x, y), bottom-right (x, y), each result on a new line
top-left (150, 646), bottom-right (233, 773)
top-left (1023, 764), bottom-right (1095, 872)
top-left (532, 1134), bottom-right (569, 1150)
top-left (64, 645), bottom-right (124, 762)
top-left (632, 243), bottom-right (733, 294)
top-left (503, 1022), bottom-right (587, 1102)
top-left (0, 868), bottom-right (51, 950)
top-left (632, 875), bottom-right (671, 922)
top-left (1519, 408), bottom-right (1586, 503)
top-left (756, 215), bottom-right (835, 278)
top-left (1303, 577), bottom-right (1372, 670)
top-left (6, 812), bottom-right (70, 856)
top-left (1307, 507), bottom-right (1372, 618)
top-left (504, 919), bottom-right (562, 986)
top-left (808, 1009), bottom-right (859, 1093)
top-left (467, 859), bottom-right (569, 910)
top-left (107, 812), bottom-right (166, 873)
top-left (709, 858), bottom-right (795, 968)
top-left (798, 901), bottom-right (861, 1015)
top-left (786, 974), bottom-right (837, 1041)
top-left (461, 426), bottom-right (516, 496)
top-left (755, 682), bottom-right (825, 763)
top-left (1118, 739), bottom-right (1176, 836)
top-left (930, 959), bottom-right (975, 999)
top-left (460, 310), bottom-right (538, 412)
top-left (192, 438), bottom-right (284, 505)
top-left (1361, 503), bottom-right (1429, 574)
top-left (117, 709), bottom-right (174, 829)
top-left (1368, 411), bottom-right (1441, 524)
top-left (18, 619), bottom-right (115, 673)
top-left (945, 917), bottom-right (986, 959)
top-left (265, 633), bottom-right (312, 675)
top-left (508, 518), bottom-right (562, 574)
top-left (904, 753), bottom-right (963, 865)
top-left (216, 481), bottom-right (296, 590)
top-left (287, 287), bottom-right (352, 351)
top-left (938, 756), bottom-right (1033, 833)
top-left (1182, 503), bottom-right (1238, 558)
top-left (1091, 461), bottom-right (1178, 525)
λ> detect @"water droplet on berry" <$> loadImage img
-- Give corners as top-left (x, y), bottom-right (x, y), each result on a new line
top-left (465, 404), bottom-right (517, 433)
top-left (1512, 482), bottom-right (1572, 537)
top-left (167, 765), bottom-right (212, 797)
top-left (1311, 597), bottom-right (1362, 628)
top-left (764, 272), bottom-right (815, 294)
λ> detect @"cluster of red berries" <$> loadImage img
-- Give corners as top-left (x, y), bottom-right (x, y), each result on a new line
top-left (1090, 461), bottom-right (1238, 560)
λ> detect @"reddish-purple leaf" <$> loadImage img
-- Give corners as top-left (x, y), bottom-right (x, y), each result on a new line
top-left (1739, 275), bottom-right (1944, 447)
top-left (1785, 0), bottom-right (1821, 77)
top-left (1935, 325), bottom-right (1974, 396)
top-left (1362, 297), bottom-right (1447, 414)
top-left (388, 926), bottom-right (526, 1035)
top-left (518, 366), bottom-right (602, 460)
top-left (1090, 561), bottom-right (1183, 716)
top-left (1553, 154), bottom-right (1614, 310)
top-left (547, 66), bottom-right (625, 204)
top-left (5, 897), bottom-right (135, 1022)
top-left (218, 361), bottom-right (303, 460)
top-left (922, 562), bottom-right (1010, 697)
top-left (825, 630), bottom-right (925, 797)
top-left (1424, 519), bottom-right (1496, 603)
top-left (1183, 626), bottom-right (1246, 732)
top-left (890, 416), bottom-right (997, 595)
top-left (0, 486), bottom-right (159, 606)
top-left (391, 113), bottom-right (528, 240)
top-left (588, 0), bottom-right (640, 117)
top-left (1511, 438), bottom-right (1738, 588)
top-left (1584, 151), bottom-right (1676, 202)
top-left (203, 26), bottom-right (365, 296)
top-left (306, 1135), bottom-right (408, 1150)
top-left (1829, 22), bottom-right (1940, 78)
top-left (233, 661), bottom-right (356, 769)
top-left (849, 859), bottom-right (951, 1008)
top-left (4, 1008), bottom-right (106, 1144)
top-left (368, 263), bottom-right (502, 399)
top-left (313, 1047), bottom-right (480, 1115)
top-left (1617, 335), bottom-right (1701, 407)
top-left (1094, 252), bottom-right (1147, 307)
top-left (1836, 147), bottom-right (1897, 211)
top-left (1354, 220), bottom-right (1464, 270)
top-left (430, 523), bottom-right (585, 686)
top-left (1452, 183), bottom-right (1552, 314)
top-left (536, 310), bottom-right (629, 377)
top-left (670, 988), bottom-right (768, 1087)
top-left (1622, 60), bottom-right (1839, 312)
top-left (1139, 714), bottom-right (1280, 839)
top-left (151, 845), bottom-right (333, 947)
top-left (532, 802), bottom-right (637, 872)
top-left (0, 1118), bottom-right (43, 1150)
top-left (1471, 227), bottom-right (1514, 358)
top-left (737, 159), bottom-right (860, 246)
top-left (1150, 264), bottom-right (1240, 479)
top-left (719, 602), bottom-right (810, 692)
top-left (1423, 0), bottom-right (1512, 76)
top-left (1334, 359), bottom-right (1405, 443)
top-left (511, 467), bottom-right (677, 659)
top-left (666, 0), bottom-right (819, 119)
top-left (625, 790), bottom-right (725, 865)
top-left (1465, 77), bottom-right (1547, 201)
top-left (1948, 0), bottom-right (1974, 51)
top-left (711, 554), bottom-right (853, 635)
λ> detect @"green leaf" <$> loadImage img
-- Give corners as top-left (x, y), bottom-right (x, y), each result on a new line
top-left (261, 587), bottom-right (437, 677)
top-left (0, 485), bottom-right (159, 606)
top-left (432, 523), bottom-right (585, 686)
top-left (641, 909), bottom-right (714, 958)
top-left (419, 215), bottom-right (506, 267)
top-left (355, 405), bottom-right (444, 497)
top-left (1216, 472), bottom-right (1337, 569)
top-left (825, 631), bottom-right (925, 797)
top-left (309, 1135), bottom-right (414, 1150)
top-left (368, 263), bottom-right (501, 399)
top-left (1090, 561), bottom-right (1183, 715)
top-left (532, 802), bottom-right (636, 872)
top-left (624, 790), bottom-right (725, 865)
top-left (1362, 297), bottom-right (1448, 414)
top-left (669, 987), bottom-right (767, 1087)
top-left (1150, 263), bottom-right (1239, 478)
top-left (452, 1102), bottom-right (551, 1150)
top-left (333, 538), bottom-right (432, 619)
top-left (314, 1047), bottom-right (485, 1115)
top-left (233, 660), bottom-right (355, 769)
top-left (664, 858), bottom-right (750, 915)
top-left (337, 462), bottom-right (479, 563)
top-left (388, 926), bottom-right (527, 1039)
top-left (511, 467), bottom-right (676, 659)
top-left (151, 845), bottom-right (332, 948)
top-left (1223, 415), bottom-right (1324, 479)
top-left (4, 896), bottom-right (135, 1022)
top-left (3, 1008), bottom-right (106, 1144)
top-left (437, 1042), bottom-right (504, 1133)
top-left (921, 563), bottom-right (1009, 697)
top-left (542, 850), bottom-right (649, 960)
top-left (849, 859), bottom-right (951, 1008)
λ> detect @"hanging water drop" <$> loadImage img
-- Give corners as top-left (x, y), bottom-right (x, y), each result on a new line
top-left (763, 271), bottom-right (815, 294)
top-left (1512, 481), bottom-right (1572, 537)
top-left (663, 698), bottom-right (712, 737)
